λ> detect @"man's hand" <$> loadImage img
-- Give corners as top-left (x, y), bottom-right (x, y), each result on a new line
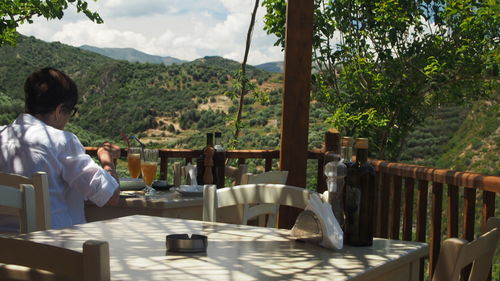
top-left (97, 142), bottom-right (121, 160)
top-left (97, 142), bottom-right (121, 182)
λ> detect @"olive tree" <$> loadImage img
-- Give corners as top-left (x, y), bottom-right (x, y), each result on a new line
top-left (263, 0), bottom-right (498, 160)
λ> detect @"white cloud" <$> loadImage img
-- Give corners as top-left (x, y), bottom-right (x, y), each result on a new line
top-left (17, 0), bottom-right (282, 65)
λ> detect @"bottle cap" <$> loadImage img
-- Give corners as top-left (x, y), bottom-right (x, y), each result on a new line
top-left (354, 138), bottom-right (369, 149)
top-left (325, 128), bottom-right (341, 153)
top-left (341, 136), bottom-right (353, 147)
top-left (215, 132), bottom-right (222, 138)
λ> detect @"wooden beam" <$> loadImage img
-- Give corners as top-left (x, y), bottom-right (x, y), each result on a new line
top-left (279, 0), bottom-right (314, 228)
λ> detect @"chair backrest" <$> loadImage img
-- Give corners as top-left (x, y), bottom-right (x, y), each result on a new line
top-left (432, 218), bottom-right (499, 281)
top-left (0, 172), bottom-right (51, 230)
top-left (224, 164), bottom-right (247, 185)
top-left (0, 237), bottom-right (110, 281)
top-left (240, 170), bottom-right (289, 185)
top-left (203, 184), bottom-right (313, 223)
top-left (0, 184), bottom-right (36, 233)
top-left (240, 170), bottom-right (289, 227)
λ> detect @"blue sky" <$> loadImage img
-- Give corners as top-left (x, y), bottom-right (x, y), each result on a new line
top-left (18, 0), bottom-right (284, 65)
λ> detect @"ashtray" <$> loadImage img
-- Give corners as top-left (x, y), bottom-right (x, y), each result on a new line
top-left (166, 234), bottom-right (208, 253)
top-left (152, 180), bottom-right (174, 191)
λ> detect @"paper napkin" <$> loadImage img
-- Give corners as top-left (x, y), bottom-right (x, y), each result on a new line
top-left (305, 193), bottom-right (344, 250)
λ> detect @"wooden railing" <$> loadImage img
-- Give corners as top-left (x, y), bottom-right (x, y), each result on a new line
top-left (85, 146), bottom-right (499, 281)
top-left (370, 160), bottom-right (499, 281)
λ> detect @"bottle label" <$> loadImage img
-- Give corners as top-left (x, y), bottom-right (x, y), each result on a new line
top-left (345, 184), bottom-right (361, 239)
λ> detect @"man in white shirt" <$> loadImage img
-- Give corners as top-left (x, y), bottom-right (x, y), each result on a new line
top-left (0, 67), bottom-right (120, 230)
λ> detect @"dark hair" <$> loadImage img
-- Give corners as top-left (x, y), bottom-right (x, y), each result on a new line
top-left (24, 67), bottom-right (78, 115)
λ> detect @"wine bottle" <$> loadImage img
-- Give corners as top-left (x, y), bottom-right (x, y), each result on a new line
top-left (202, 133), bottom-right (215, 184)
top-left (196, 133), bottom-right (213, 185)
top-left (344, 138), bottom-right (376, 246)
top-left (213, 132), bottom-right (225, 189)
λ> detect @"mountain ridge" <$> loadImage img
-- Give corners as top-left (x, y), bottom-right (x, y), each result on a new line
top-left (79, 45), bottom-right (185, 65)
top-left (79, 44), bottom-right (284, 72)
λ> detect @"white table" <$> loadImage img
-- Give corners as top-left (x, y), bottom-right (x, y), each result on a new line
top-left (85, 190), bottom-right (204, 221)
top-left (16, 215), bottom-right (427, 281)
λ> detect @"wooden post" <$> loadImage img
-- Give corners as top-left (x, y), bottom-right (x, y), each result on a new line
top-left (278, 0), bottom-right (314, 228)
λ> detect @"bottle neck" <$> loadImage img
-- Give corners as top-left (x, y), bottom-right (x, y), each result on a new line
top-left (356, 148), bottom-right (368, 165)
top-left (341, 146), bottom-right (353, 162)
top-left (324, 151), bottom-right (340, 163)
top-left (206, 135), bottom-right (214, 147)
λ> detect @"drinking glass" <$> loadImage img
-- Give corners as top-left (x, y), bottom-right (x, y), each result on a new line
top-left (141, 149), bottom-right (158, 196)
top-left (127, 147), bottom-right (142, 178)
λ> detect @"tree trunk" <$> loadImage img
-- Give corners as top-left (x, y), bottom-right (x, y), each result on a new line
top-left (233, 0), bottom-right (260, 143)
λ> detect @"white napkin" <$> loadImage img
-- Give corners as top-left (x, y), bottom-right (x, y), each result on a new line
top-left (305, 193), bottom-right (343, 250)
top-left (185, 163), bottom-right (198, 185)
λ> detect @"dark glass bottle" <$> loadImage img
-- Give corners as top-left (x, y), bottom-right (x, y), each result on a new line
top-left (344, 138), bottom-right (376, 246)
top-left (202, 133), bottom-right (215, 184)
top-left (213, 132), bottom-right (225, 189)
top-left (196, 133), bottom-right (214, 184)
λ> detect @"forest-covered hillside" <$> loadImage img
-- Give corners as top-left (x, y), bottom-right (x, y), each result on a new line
top-left (0, 35), bottom-right (287, 149)
top-left (0, 35), bottom-right (497, 175)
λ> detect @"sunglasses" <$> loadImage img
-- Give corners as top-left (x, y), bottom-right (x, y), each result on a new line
top-left (63, 106), bottom-right (78, 117)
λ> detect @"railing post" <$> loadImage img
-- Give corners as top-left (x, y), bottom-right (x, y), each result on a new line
top-left (264, 157), bottom-right (273, 172)
top-left (379, 172), bottom-right (391, 238)
top-left (447, 185), bottom-right (459, 238)
top-left (160, 155), bottom-right (168, 181)
top-left (461, 187), bottom-right (476, 280)
top-left (482, 190), bottom-right (495, 230)
top-left (390, 175), bottom-right (402, 240)
top-left (416, 180), bottom-right (429, 281)
top-left (402, 178), bottom-right (414, 241)
top-left (429, 182), bottom-right (443, 279)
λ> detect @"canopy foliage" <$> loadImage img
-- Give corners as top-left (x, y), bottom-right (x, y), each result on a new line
top-left (0, 0), bottom-right (102, 46)
top-left (263, 0), bottom-right (499, 160)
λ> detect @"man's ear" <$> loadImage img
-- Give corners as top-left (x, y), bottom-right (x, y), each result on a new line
top-left (54, 104), bottom-right (65, 121)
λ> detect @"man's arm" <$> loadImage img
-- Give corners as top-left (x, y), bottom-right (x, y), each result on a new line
top-left (97, 142), bottom-right (121, 205)
top-left (105, 187), bottom-right (120, 206)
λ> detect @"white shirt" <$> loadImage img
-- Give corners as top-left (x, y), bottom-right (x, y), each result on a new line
top-left (0, 113), bottom-right (118, 229)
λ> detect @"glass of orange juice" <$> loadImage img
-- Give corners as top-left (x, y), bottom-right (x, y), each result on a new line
top-left (127, 147), bottom-right (142, 178)
top-left (141, 149), bottom-right (158, 196)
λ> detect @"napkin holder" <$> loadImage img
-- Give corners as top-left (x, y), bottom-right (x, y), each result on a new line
top-left (290, 193), bottom-right (343, 250)
top-left (290, 210), bottom-right (323, 243)
top-left (166, 234), bottom-right (207, 253)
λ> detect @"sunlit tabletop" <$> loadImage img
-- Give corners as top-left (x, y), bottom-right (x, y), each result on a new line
top-left (17, 215), bottom-right (428, 281)
top-left (85, 191), bottom-right (204, 222)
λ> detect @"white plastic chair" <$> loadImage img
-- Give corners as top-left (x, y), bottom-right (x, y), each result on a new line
top-left (432, 217), bottom-right (499, 281)
top-left (240, 170), bottom-right (289, 227)
top-left (0, 237), bottom-right (110, 281)
top-left (0, 184), bottom-right (36, 233)
top-left (203, 184), bottom-right (314, 226)
top-left (0, 172), bottom-right (51, 231)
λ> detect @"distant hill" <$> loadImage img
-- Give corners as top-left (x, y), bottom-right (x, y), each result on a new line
top-left (81, 44), bottom-right (283, 72)
top-left (79, 45), bottom-right (185, 65)
top-left (255, 61), bottom-right (283, 73)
